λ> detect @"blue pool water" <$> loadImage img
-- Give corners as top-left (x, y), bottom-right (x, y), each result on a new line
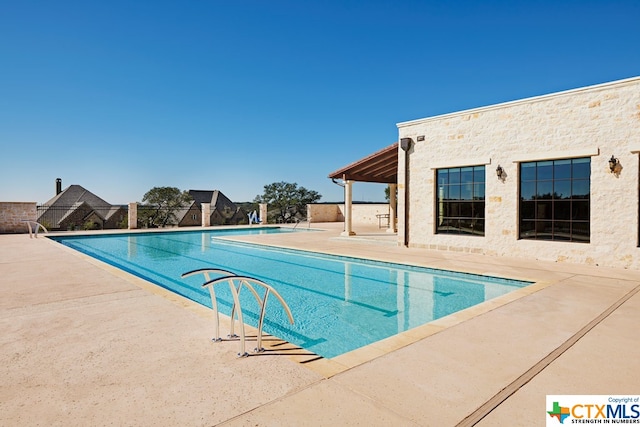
top-left (52, 228), bottom-right (531, 358)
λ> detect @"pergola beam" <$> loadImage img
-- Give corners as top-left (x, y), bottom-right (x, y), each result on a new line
top-left (327, 142), bottom-right (399, 237)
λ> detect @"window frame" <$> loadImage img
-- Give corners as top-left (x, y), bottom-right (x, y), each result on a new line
top-left (518, 157), bottom-right (591, 243)
top-left (435, 165), bottom-right (486, 237)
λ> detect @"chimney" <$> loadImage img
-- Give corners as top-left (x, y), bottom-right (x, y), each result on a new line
top-left (56, 178), bottom-right (62, 195)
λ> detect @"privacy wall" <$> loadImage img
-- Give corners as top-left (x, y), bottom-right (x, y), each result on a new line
top-left (0, 202), bottom-right (37, 234)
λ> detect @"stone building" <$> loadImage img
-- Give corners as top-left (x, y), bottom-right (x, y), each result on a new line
top-left (333, 76), bottom-right (640, 269)
top-left (396, 76), bottom-right (640, 269)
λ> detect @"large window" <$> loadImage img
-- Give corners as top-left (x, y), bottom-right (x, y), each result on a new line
top-left (436, 166), bottom-right (485, 236)
top-left (519, 158), bottom-right (590, 242)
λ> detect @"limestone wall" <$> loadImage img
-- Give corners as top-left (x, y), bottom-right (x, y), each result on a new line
top-left (308, 203), bottom-right (390, 226)
top-left (397, 76), bottom-right (640, 269)
top-left (0, 202), bottom-right (37, 234)
top-left (308, 204), bottom-right (343, 222)
top-left (347, 204), bottom-right (390, 226)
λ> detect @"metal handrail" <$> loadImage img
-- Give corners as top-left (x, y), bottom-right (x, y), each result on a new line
top-left (22, 220), bottom-right (48, 238)
top-left (180, 268), bottom-right (235, 342)
top-left (202, 275), bottom-right (294, 357)
top-left (181, 269), bottom-right (294, 357)
top-left (292, 217), bottom-right (311, 229)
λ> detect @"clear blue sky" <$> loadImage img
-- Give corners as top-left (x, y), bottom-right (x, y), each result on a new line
top-left (1, 1), bottom-right (639, 204)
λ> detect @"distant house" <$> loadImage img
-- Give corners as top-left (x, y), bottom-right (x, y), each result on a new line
top-left (38, 184), bottom-right (126, 230)
top-left (37, 182), bottom-right (247, 230)
top-left (187, 190), bottom-right (248, 226)
top-left (173, 201), bottom-right (203, 227)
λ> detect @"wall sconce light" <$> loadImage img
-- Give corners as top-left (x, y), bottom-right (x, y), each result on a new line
top-left (608, 155), bottom-right (620, 173)
top-left (496, 165), bottom-right (505, 179)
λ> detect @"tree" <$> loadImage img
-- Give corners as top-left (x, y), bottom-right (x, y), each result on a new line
top-left (254, 182), bottom-right (321, 223)
top-left (384, 186), bottom-right (398, 202)
top-left (139, 186), bottom-right (193, 228)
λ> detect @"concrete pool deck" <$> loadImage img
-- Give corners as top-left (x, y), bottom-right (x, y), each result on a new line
top-left (1, 223), bottom-right (639, 426)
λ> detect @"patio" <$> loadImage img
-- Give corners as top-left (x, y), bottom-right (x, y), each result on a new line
top-left (1, 223), bottom-right (638, 426)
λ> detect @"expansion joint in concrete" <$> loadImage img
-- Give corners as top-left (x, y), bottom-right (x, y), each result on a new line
top-left (455, 282), bottom-right (640, 427)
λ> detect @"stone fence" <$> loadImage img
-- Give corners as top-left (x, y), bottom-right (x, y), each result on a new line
top-left (0, 202), bottom-right (37, 234)
top-left (1, 201), bottom-right (391, 233)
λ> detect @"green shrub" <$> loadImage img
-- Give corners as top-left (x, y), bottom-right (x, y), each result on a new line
top-left (83, 221), bottom-right (99, 230)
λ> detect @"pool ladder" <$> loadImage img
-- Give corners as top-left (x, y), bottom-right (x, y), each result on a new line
top-left (181, 269), bottom-right (294, 357)
top-left (22, 220), bottom-right (48, 238)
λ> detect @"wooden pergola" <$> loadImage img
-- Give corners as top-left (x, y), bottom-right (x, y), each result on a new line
top-left (328, 142), bottom-right (398, 236)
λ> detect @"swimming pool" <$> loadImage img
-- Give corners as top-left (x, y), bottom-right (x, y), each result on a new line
top-left (52, 228), bottom-right (531, 358)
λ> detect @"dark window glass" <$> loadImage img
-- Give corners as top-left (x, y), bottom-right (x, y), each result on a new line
top-left (572, 222), bottom-right (590, 241)
top-left (472, 201), bottom-right (485, 218)
top-left (521, 201), bottom-right (535, 220)
top-left (436, 166), bottom-right (485, 236)
top-left (554, 180), bottom-right (571, 199)
top-left (521, 163), bottom-right (537, 181)
top-left (449, 169), bottom-right (461, 184)
top-left (537, 221), bottom-right (553, 240)
top-left (521, 181), bottom-right (536, 200)
top-left (536, 200), bottom-right (552, 219)
top-left (553, 221), bottom-right (571, 240)
top-left (554, 201), bottom-right (571, 220)
top-left (573, 201), bottom-right (589, 221)
top-left (460, 202), bottom-right (472, 218)
top-left (461, 167), bottom-right (474, 183)
top-left (572, 179), bottom-right (590, 198)
top-left (554, 160), bottom-right (571, 180)
top-left (438, 184), bottom-right (449, 200)
top-left (572, 158), bottom-right (591, 178)
top-left (519, 157), bottom-right (590, 242)
top-left (438, 169), bottom-right (449, 185)
top-left (474, 183), bottom-right (485, 199)
top-left (537, 181), bottom-right (553, 198)
top-left (449, 185), bottom-right (461, 200)
top-left (537, 161), bottom-right (553, 180)
top-left (460, 183), bottom-right (473, 200)
top-left (520, 220), bottom-right (535, 238)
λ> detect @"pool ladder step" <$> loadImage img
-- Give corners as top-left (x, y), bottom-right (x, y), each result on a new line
top-left (181, 269), bottom-right (294, 357)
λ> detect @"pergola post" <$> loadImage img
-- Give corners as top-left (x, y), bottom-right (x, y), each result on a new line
top-left (341, 180), bottom-right (355, 236)
top-left (387, 183), bottom-right (397, 233)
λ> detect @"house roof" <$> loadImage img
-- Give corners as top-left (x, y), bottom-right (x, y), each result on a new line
top-left (43, 185), bottom-right (112, 208)
top-left (188, 190), bottom-right (215, 206)
top-left (174, 201), bottom-right (198, 224)
top-left (39, 185), bottom-right (117, 226)
top-left (211, 190), bottom-right (234, 211)
top-left (327, 142), bottom-right (398, 184)
top-left (187, 189), bottom-right (240, 218)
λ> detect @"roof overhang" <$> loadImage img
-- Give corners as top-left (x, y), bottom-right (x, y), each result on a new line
top-left (328, 142), bottom-right (398, 184)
